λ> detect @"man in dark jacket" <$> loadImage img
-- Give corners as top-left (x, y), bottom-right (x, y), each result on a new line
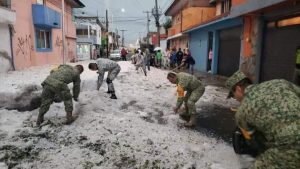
top-left (176, 48), bottom-right (184, 68)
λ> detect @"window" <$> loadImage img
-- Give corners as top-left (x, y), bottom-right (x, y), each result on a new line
top-left (0, 0), bottom-right (11, 8)
top-left (36, 29), bottom-right (51, 51)
top-left (221, 0), bottom-right (231, 13)
top-left (36, 0), bottom-right (44, 5)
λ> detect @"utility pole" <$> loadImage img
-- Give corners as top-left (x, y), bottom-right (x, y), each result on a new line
top-left (143, 11), bottom-right (151, 45)
top-left (106, 9), bottom-right (109, 58)
top-left (152, 0), bottom-right (162, 47)
top-left (120, 29), bottom-right (127, 47)
top-left (116, 29), bottom-right (119, 48)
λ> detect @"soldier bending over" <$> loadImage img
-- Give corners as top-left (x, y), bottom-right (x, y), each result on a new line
top-left (36, 64), bottom-right (84, 126)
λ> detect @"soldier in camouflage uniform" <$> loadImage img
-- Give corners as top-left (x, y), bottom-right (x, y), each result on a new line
top-left (36, 64), bottom-right (84, 126)
top-left (167, 72), bottom-right (205, 127)
top-left (225, 71), bottom-right (300, 169)
top-left (88, 58), bottom-right (121, 99)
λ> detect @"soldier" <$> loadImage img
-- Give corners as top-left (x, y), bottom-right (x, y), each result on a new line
top-left (225, 71), bottom-right (300, 169)
top-left (167, 72), bottom-right (205, 127)
top-left (36, 64), bottom-right (84, 126)
top-left (88, 58), bottom-right (121, 99)
top-left (135, 50), bottom-right (147, 76)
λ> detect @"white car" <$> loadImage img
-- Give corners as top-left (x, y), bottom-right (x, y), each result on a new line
top-left (109, 49), bottom-right (121, 60)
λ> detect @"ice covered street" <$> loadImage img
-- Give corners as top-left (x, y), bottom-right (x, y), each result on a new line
top-left (0, 61), bottom-right (242, 169)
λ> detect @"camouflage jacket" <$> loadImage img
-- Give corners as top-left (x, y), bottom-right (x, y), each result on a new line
top-left (175, 72), bottom-right (205, 107)
top-left (96, 58), bottom-right (120, 87)
top-left (43, 65), bottom-right (81, 99)
top-left (236, 79), bottom-right (300, 147)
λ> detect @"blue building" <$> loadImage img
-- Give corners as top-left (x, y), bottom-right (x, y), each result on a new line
top-left (185, 16), bottom-right (243, 76)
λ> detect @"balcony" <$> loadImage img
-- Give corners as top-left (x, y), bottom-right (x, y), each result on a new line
top-left (32, 4), bottom-right (61, 29)
top-left (167, 24), bottom-right (181, 37)
top-left (0, 6), bottom-right (15, 24)
top-left (77, 35), bottom-right (100, 45)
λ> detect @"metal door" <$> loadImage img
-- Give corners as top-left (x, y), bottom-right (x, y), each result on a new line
top-left (218, 26), bottom-right (242, 76)
top-left (260, 25), bottom-right (300, 82)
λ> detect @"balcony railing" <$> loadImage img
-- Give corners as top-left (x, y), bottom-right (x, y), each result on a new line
top-left (167, 24), bottom-right (181, 37)
top-left (77, 35), bottom-right (100, 45)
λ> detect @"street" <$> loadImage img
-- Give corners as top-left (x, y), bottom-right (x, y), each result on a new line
top-left (0, 61), bottom-right (241, 169)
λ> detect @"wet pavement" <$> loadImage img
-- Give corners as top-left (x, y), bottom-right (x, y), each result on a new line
top-left (193, 70), bottom-right (236, 143)
top-left (195, 103), bottom-right (236, 143)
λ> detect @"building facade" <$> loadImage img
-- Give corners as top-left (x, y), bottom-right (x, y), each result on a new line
top-left (165, 0), bottom-right (216, 50)
top-left (186, 0), bottom-right (244, 76)
top-left (75, 16), bottom-right (103, 60)
top-left (166, 0), bottom-right (300, 84)
top-left (231, 0), bottom-right (300, 82)
top-left (10, 0), bottom-right (84, 70)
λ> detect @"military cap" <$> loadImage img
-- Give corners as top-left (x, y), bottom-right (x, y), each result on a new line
top-left (225, 70), bottom-right (247, 98)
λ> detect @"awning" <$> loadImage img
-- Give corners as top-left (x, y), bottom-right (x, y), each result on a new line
top-left (166, 33), bottom-right (184, 40)
top-left (183, 16), bottom-right (233, 33)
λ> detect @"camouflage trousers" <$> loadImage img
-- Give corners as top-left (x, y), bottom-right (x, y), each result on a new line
top-left (106, 65), bottom-right (121, 92)
top-left (250, 147), bottom-right (299, 169)
top-left (183, 87), bottom-right (204, 115)
top-left (38, 84), bottom-right (73, 117)
top-left (135, 63), bottom-right (147, 75)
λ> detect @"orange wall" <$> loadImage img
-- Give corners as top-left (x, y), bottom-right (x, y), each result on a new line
top-left (182, 7), bottom-right (216, 31)
top-left (168, 6), bottom-right (216, 37)
top-left (11, 0), bottom-right (77, 70)
top-left (243, 15), bottom-right (254, 58)
top-left (232, 0), bottom-right (247, 6)
top-left (168, 24), bottom-right (181, 37)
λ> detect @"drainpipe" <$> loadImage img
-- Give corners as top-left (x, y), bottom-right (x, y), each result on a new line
top-left (254, 15), bottom-right (264, 83)
top-left (9, 24), bottom-right (15, 71)
top-left (62, 0), bottom-right (66, 64)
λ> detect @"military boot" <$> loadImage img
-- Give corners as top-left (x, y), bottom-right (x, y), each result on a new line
top-left (179, 112), bottom-right (190, 122)
top-left (65, 112), bottom-right (75, 125)
top-left (36, 115), bottom-right (44, 126)
top-left (184, 114), bottom-right (197, 128)
top-left (110, 93), bottom-right (117, 99)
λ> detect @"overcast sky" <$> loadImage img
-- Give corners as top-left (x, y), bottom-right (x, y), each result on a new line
top-left (75, 0), bottom-right (173, 45)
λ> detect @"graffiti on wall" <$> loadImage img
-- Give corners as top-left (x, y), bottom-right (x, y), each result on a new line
top-left (16, 34), bottom-right (34, 60)
top-left (55, 36), bottom-right (62, 47)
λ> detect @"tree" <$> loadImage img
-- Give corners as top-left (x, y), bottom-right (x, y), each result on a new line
top-left (162, 18), bottom-right (172, 35)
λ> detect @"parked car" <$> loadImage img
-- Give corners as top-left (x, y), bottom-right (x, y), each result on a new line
top-left (109, 49), bottom-right (121, 60)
